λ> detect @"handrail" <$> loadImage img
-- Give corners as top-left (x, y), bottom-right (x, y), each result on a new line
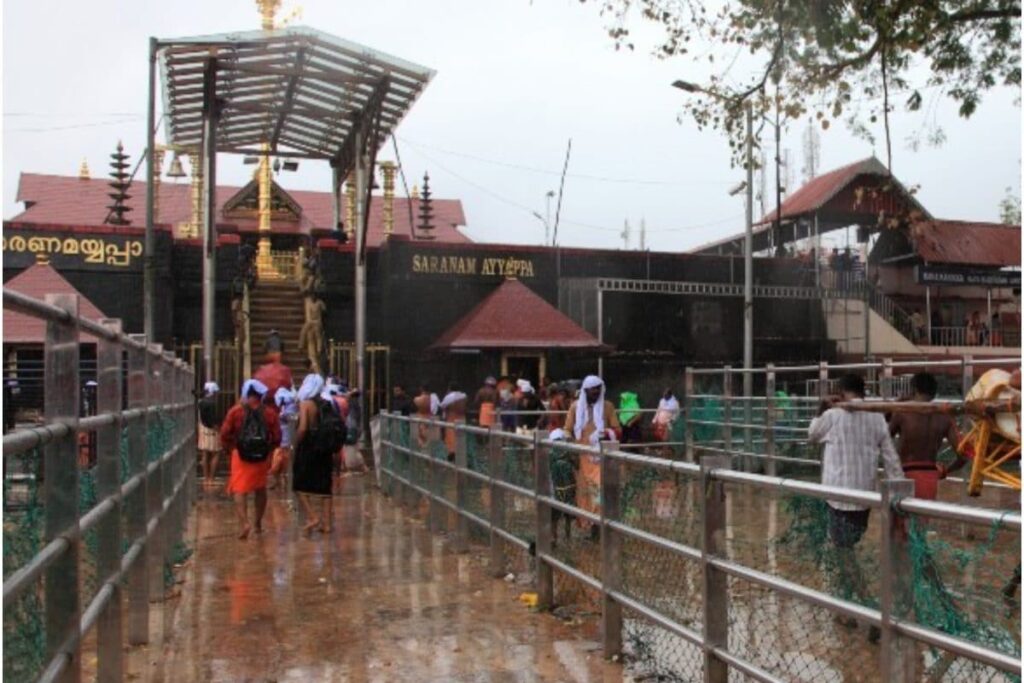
top-left (377, 412), bottom-right (1021, 679)
top-left (2, 288), bottom-right (197, 683)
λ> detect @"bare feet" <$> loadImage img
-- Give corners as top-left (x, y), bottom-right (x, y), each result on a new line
top-left (302, 519), bottom-right (320, 537)
top-left (238, 524), bottom-right (251, 540)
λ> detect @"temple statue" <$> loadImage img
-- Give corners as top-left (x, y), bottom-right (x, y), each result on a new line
top-left (299, 295), bottom-right (327, 373)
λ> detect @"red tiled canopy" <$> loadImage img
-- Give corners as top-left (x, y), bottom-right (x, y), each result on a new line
top-left (910, 220), bottom-right (1021, 267)
top-left (430, 279), bottom-right (604, 350)
top-left (3, 263), bottom-right (108, 343)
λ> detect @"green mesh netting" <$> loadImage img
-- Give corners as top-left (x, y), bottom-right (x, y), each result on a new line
top-left (3, 413), bottom-right (181, 683)
top-left (776, 495), bottom-right (1021, 681)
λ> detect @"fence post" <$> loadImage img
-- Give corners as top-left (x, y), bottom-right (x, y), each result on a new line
top-left (881, 357), bottom-right (894, 399)
top-left (818, 361), bottom-right (829, 400)
top-left (43, 294), bottom-right (81, 683)
top-left (402, 419), bottom-right (417, 509)
top-left (380, 413), bottom-right (392, 496)
top-left (534, 431), bottom-right (553, 610)
top-left (960, 355), bottom-right (975, 539)
top-left (765, 363), bottom-right (776, 477)
top-left (126, 334), bottom-right (150, 644)
top-left (600, 440), bottom-right (623, 659)
top-left (97, 319), bottom-right (124, 682)
top-left (879, 478), bottom-right (917, 681)
top-left (454, 426), bottom-right (469, 553)
top-left (684, 367), bottom-right (695, 463)
top-left (427, 419), bottom-right (442, 532)
top-left (147, 344), bottom-right (167, 602)
top-left (700, 453), bottom-right (731, 683)
top-left (722, 367), bottom-right (733, 462)
top-left (489, 427), bottom-right (506, 577)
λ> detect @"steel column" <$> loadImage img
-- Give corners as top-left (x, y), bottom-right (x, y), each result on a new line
top-left (597, 288), bottom-right (604, 378)
top-left (701, 454), bottom-right (731, 683)
top-left (488, 429), bottom-right (506, 577)
top-left (684, 368), bottom-right (695, 462)
top-left (96, 319), bottom-right (124, 682)
top-left (600, 441), bottom-right (623, 658)
top-left (454, 427), bottom-right (469, 552)
top-left (43, 294), bottom-right (81, 683)
top-left (201, 57), bottom-right (218, 383)
top-left (126, 334), bottom-right (150, 644)
top-left (764, 364), bottom-right (776, 477)
top-left (147, 346), bottom-right (166, 601)
top-left (353, 128), bottom-right (368, 448)
top-left (742, 102), bottom-right (753, 472)
top-left (880, 478), bottom-right (917, 680)
top-left (144, 37), bottom-right (158, 342)
top-left (534, 432), bottom-right (553, 610)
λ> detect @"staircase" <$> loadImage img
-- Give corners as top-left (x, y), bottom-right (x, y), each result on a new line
top-left (248, 280), bottom-right (308, 378)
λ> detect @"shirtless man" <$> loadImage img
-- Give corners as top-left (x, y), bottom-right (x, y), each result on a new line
top-left (888, 372), bottom-right (967, 500)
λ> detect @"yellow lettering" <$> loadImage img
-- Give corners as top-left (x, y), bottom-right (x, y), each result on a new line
top-left (9, 236), bottom-right (26, 252)
top-left (81, 239), bottom-right (105, 263)
top-left (428, 256), bottom-right (439, 273)
top-left (440, 257), bottom-right (449, 274)
top-left (62, 239), bottom-right (80, 255)
top-left (466, 257), bottom-right (477, 275)
top-left (105, 243), bottom-right (131, 266)
top-left (128, 241), bottom-right (142, 257)
top-left (481, 259), bottom-right (493, 275)
top-left (412, 255), bottom-right (422, 272)
top-left (523, 260), bottom-right (535, 278)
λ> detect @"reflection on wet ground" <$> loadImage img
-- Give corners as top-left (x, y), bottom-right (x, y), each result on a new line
top-left (156, 477), bottom-right (623, 683)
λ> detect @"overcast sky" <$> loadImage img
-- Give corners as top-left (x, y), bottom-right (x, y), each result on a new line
top-left (3, 0), bottom-right (1021, 252)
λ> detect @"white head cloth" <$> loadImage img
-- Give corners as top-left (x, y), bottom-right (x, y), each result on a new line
top-left (275, 386), bottom-right (296, 408)
top-left (297, 374), bottom-right (325, 402)
top-left (574, 375), bottom-right (605, 443)
top-left (241, 378), bottom-right (269, 399)
top-left (548, 428), bottom-right (568, 441)
top-left (430, 393), bottom-right (441, 416)
top-left (321, 383), bottom-right (341, 402)
top-left (658, 396), bottom-right (680, 413)
top-left (440, 391), bottom-right (467, 410)
top-left (203, 381), bottom-right (220, 396)
top-left (520, 381), bottom-right (535, 394)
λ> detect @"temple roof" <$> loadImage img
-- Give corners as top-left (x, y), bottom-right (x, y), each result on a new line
top-left (430, 279), bottom-right (605, 351)
top-left (910, 219), bottom-right (1021, 267)
top-left (11, 172), bottom-right (470, 247)
top-left (4, 263), bottom-right (107, 343)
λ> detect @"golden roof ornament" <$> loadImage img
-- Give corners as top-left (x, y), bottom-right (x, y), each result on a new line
top-left (78, 158), bottom-right (90, 180)
top-left (256, 0), bottom-right (281, 30)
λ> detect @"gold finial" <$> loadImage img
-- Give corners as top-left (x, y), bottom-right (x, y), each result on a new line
top-left (256, 0), bottom-right (281, 30)
top-left (411, 184), bottom-right (420, 200)
top-left (78, 158), bottom-right (90, 180)
top-left (380, 161), bottom-right (396, 237)
top-left (35, 252), bottom-right (50, 265)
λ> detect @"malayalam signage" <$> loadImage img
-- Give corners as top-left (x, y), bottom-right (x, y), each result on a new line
top-left (915, 265), bottom-right (1021, 288)
top-left (3, 230), bottom-right (143, 269)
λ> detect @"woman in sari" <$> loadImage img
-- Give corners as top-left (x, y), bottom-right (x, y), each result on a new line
top-left (291, 374), bottom-right (334, 535)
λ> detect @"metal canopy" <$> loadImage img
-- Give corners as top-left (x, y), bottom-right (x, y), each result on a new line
top-left (158, 26), bottom-right (435, 176)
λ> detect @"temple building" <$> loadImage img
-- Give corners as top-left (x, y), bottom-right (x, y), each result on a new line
top-left (4, 156), bottom-right (1018, 413)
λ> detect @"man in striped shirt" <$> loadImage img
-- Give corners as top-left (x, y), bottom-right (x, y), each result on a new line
top-left (809, 373), bottom-right (904, 635)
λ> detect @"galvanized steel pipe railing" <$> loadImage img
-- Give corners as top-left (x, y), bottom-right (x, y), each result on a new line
top-left (2, 289), bottom-right (197, 683)
top-left (376, 411), bottom-right (1021, 682)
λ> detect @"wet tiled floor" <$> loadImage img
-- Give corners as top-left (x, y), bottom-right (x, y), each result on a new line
top-left (155, 477), bottom-right (623, 682)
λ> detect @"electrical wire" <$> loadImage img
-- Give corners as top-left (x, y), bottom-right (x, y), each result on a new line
top-left (402, 141), bottom-right (744, 235)
top-left (397, 136), bottom-right (734, 187)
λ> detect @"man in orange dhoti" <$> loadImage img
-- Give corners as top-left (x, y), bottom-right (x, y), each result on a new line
top-left (563, 375), bottom-right (621, 540)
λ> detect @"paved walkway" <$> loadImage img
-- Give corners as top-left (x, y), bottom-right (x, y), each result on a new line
top-left (157, 477), bottom-right (623, 682)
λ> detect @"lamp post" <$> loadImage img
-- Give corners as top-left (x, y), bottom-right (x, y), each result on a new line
top-left (672, 81), bottom-right (755, 409)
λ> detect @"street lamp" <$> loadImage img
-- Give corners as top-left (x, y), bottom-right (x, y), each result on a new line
top-left (672, 80), bottom-right (754, 396)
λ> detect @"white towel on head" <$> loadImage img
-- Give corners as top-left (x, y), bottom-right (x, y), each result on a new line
top-left (440, 391), bottom-right (467, 410)
top-left (520, 381), bottom-right (534, 394)
top-left (241, 378), bottom-right (269, 398)
top-left (275, 386), bottom-right (295, 408)
top-left (574, 375), bottom-right (605, 442)
top-left (297, 374), bottom-right (325, 401)
top-left (203, 381), bottom-right (220, 396)
top-left (430, 393), bottom-right (441, 416)
top-left (548, 428), bottom-right (568, 441)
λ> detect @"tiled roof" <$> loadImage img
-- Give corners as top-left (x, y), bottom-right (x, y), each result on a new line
top-left (430, 279), bottom-right (604, 350)
top-left (910, 220), bottom-right (1021, 267)
top-left (759, 156), bottom-right (929, 224)
top-left (4, 264), bottom-right (108, 343)
top-left (11, 173), bottom-right (470, 247)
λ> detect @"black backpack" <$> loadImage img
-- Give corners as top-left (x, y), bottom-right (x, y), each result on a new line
top-left (237, 406), bottom-right (271, 463)
top-left (312, 397), bottom-right (346, 456)
top-left (198, 396), bottom-right (221, 429)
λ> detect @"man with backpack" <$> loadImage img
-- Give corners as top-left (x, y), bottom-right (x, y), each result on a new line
top-left (293, 374), bottom-right (346, 534)
top-left (220, 379), bottom-right (281, 540)
top-left (197, 382), bottom-right (224, 487)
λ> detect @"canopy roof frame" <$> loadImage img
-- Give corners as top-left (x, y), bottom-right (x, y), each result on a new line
top-left (158, 25), bottom-right (434, 178)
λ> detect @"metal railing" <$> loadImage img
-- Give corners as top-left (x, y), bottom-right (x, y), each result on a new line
top-left (2, 288), bottom-right (197, 683)
top-left (377, 390), bottom-right (1020, 682)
